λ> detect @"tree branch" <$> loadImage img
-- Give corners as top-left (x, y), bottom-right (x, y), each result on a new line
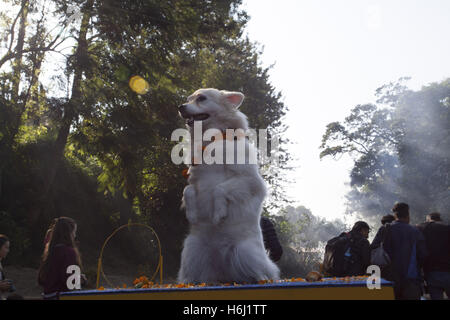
top-left (7, 1), bottom-right (26, 54)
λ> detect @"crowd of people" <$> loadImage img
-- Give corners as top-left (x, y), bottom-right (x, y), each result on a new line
top-left (1, 205), bottom-right (449, 300)
top-left (323, 202), bottom-right (450, 300)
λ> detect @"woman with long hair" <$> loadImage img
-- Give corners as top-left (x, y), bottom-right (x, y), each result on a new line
top-left (38, 217), bottom-right (84, 299)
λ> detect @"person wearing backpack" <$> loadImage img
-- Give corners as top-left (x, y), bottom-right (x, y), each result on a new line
top-left (383, 203), bottom-right (427, 300)
top-left (323, 221), bottom-right (371, 277)
top-left (417, 212), bottom-right (450, 300)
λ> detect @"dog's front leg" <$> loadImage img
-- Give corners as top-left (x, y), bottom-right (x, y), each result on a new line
top-left (212, 185), bottom-right (228, 225)
top-left (182, 185), bottom-right (198, 224)
top-left (212, 175), bottom-right (266, 225)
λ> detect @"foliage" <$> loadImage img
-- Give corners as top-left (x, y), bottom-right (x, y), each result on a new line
top-left (320, 78), bottom-right (450, 226)
top-left (0, 0), bottom-right (292, 278)
top-left (266, 206), bottom-right (346, 277)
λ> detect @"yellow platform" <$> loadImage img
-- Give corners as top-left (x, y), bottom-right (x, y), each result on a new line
top-left (59, 278), bottom-right (394, 300)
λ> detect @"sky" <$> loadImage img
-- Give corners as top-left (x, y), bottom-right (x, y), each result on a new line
top-left (243, 0), bottom-right (450, 222)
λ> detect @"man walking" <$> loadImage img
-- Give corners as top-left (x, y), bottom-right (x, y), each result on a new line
top-left (417, 212), bottom-right (450, 300)
top-left (383, 203), bottom-right (427, 300)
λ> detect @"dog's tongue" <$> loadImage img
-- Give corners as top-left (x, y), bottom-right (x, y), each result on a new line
top-left (193, 113), bottom-right (209, 121)
top-left (186, 114), bottom-right (209, 126)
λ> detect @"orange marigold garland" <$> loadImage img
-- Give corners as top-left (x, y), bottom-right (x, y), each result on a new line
top-left (96, 275), bottom-right (370, 291)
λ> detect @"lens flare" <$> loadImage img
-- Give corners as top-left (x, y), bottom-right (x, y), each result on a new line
top-left (129, 75), bottom-right (150, 95)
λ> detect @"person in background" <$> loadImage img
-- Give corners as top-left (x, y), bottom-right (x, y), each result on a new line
top-left (383, 203), bottom-right (427, 300)
top-left (370, 214), bottom-right (396, 280)
top-left (381, 214), bottom-right (395, 225)
top-left (370, 214), bottom-right (395, 250)
top-left (417, 212), bottom-right (450, 300)
top-left (345, 221), bottom-right (371, 276)
top-left (38, 217), bottom-right (85, 299)
top-left (260, 216), bottom-right (283, 262)
top-left (0, 234), bottom-right (18, 300)
top-left (323, 221), bottom-right (371, 277)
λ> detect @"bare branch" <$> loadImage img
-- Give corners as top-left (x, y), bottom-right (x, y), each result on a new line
top-left (7, 1), bottom-right (26, 53)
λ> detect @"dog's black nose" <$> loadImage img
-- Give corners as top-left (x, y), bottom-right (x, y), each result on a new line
top-left (178, 104), bottom-right (187, 112)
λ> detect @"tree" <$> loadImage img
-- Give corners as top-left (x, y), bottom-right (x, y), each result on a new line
top-left (320, 78), bottom-right (450, 225)
top-left (267, 205), bottom-right (346, 277)
top-left (0, 1), bottom-right (293, 278)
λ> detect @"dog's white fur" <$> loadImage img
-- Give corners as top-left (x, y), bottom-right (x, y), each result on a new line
top-left (177, 88), bottom-right (280, 284)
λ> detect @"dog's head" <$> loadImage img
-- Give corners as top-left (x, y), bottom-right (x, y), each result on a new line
top-left (178, 88), bottom-right (248, 131)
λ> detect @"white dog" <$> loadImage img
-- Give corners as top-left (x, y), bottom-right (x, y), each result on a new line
top-left (177, 88), bottom-right (280, 284)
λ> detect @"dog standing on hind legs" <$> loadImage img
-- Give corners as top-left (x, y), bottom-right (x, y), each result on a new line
top-left (177, 88), bottom-right (280, 284)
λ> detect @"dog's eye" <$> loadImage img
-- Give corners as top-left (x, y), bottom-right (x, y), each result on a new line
top-left (196, 95), bottom-right (207, 102)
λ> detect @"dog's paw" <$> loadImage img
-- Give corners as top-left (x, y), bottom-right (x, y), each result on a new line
top-left (212, 186), bottom-right (227, 224)
top-left (186, 209), bottom-right (198, 224)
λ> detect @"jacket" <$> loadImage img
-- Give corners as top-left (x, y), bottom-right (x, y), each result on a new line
top-left (370, 225), bottom-right (388, 250)
top-left (38, 244), bottom-right (79, 294)
top-left (383, 221), bottom-right (427, 282)
top-left (417, 221), bottom-right (450, 273)
top-left (347, 231), bottom-right (371, 276)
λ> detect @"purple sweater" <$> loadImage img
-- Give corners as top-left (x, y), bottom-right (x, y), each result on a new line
top-left (39, 244), bottom-right (78, 294)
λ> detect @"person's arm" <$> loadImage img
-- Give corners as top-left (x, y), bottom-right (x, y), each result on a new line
top-left (261, 218), bottom-right (283, 262)
top-left (0, 280), bottom-right (11, 292)
top-left (361, 239), bottom-right (371, 272)
top-left (416, 228), bottom-right (428, 268)
top-left (269, 235), bottom-right (283, 262)
top-left (370, 226), bottom-right (384, 250)
top-left (383, 224), bottom-right (393, 259)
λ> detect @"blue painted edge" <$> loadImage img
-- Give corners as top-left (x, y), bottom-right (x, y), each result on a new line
top-left (60, 278), bottom-right (393, 297)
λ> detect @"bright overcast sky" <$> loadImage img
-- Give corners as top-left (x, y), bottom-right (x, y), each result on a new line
top-left (243, 0), bottom-right (450, 222)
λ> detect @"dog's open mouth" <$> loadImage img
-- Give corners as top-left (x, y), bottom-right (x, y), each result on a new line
top-left (186, 113), bottom-right (210, 126)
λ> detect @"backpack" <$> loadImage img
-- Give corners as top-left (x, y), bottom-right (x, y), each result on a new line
top-left (323, 233), bottom-right (355, 276)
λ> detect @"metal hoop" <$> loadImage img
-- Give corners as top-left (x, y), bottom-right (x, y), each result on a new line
top-left (96, 222), bottom-right (163, 289)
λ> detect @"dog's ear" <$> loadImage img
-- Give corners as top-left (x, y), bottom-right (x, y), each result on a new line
top-left (222, 91), bottom-right (245, 109)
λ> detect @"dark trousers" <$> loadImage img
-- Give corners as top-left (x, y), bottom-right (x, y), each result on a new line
top-left (393, 279), bottom-right (422, 300)
top-left (425, 271), bottom-right (450, 300)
